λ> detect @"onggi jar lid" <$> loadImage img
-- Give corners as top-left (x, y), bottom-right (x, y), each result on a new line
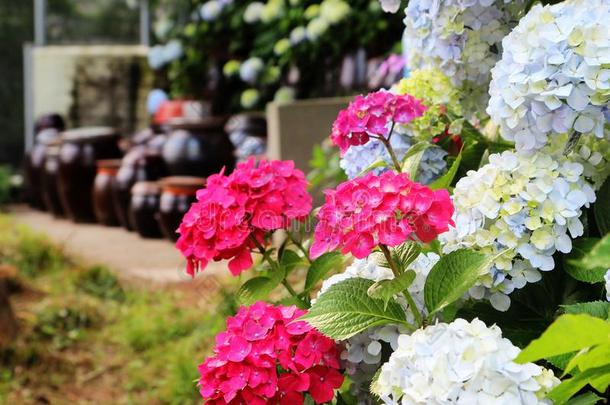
top-left (61, 127), bottom-right (119, 143)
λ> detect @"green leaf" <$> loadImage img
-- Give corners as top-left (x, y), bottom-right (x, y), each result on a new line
top-left (565, 392), bottom-right (603, 405)
top-left (304, 252), bottom-right (343, 291)
top-left (548, 365), bottom-right (610, 403)
top-left (594, 176), bottom-right (610, 235)
top-left (236, 276), bottom-right (281, 306)
top-left (515, 314), bottom-right (610, 363)
top-left (429, 150), bottom-right (462, 190)
top-left (280, 250), bottom-right (304, 274)
top-left (564, 342), bottom-right (610, 376)
top-left (401, 142), bottom-right (431, 181)
top-left (569, 234), bottom-right (610, 270)
top-left (562, 301), bottom-right (610, 320)
top-left (367, 270), bottom-right (416, 309)
top-left (424, 249), bottom-right (493, 314)
top-left (564, 238), bottom-right (608, 283)
top-left (301, 278), bottom-right (409, 340)
top-left (357, 158), bottom-right (390, 177)
top-left (380, 242), bottom-right (421, 272)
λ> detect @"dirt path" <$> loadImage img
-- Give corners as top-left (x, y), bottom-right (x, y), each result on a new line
top-left (7, 205), bottom-right (228, 284)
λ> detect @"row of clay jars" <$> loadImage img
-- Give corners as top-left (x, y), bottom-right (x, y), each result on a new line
top-left (129, 177), bottom-right (204, 241)
top-left (57, 127), bottom-right (123, 223)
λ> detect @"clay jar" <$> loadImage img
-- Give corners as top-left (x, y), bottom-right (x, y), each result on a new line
top-left (93, 159), bottom-right (121, 226)
top-left (40, 141), bottom-right (64, 217)
top-left (57, 127), bottom-right (122, 223)
top-left (26, 128), bottom-right (61, 210)
top-left (225, 113), bottom-right (267, 161)
top-left (129, 181), bottom-right (162, 239)
top-left (162, 117), bottom-right (235, 177)
top-left (158, 176), bottom-right (205, 242)
top-left (113, 147), bottom-right (168, 230)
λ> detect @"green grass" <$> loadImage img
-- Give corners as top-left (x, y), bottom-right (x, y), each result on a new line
top-left (0, 214), bottom-right (233, 405)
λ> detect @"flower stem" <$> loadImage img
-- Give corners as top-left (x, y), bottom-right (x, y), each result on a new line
top-left (250, 235), bottom-right (305, 304)
top-left (288, 232), bottom-right (312, 264)
top-left (379, 244), bottom-right (423, 327)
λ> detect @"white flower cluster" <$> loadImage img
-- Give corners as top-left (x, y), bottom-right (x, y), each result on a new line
top-left (440, 149), bottom-right (596, 311)
top-left (339, 133), bottom-right (447, 184)
top-left (374, 318), bottom-right (560, 405)
top-left (487, 0), bottom-right (610, 152)
top-left (316, 253), bottom-right (440, 403)
top-left (239, 57), bottom-right (265, 84)
top-left (148, 40), bottom-right (183, 70)
top-left (605, 269), bottom-right (610, 302)
top-left (199, 0), bottom-right (233, 21)
top-left (403, 0), bottom-right (525, 116)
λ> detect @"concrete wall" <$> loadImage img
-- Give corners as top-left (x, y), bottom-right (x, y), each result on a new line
top-left (266, 97), bottom-right (352, 173)
top-left (30, 45), bottom-right (153, 139)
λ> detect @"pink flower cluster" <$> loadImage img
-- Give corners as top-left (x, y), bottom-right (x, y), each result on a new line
top-left (330, 90), bottom-right (427, 155)
top-left (311, 171), bottom-right (454, 259)
top-left (198, 302), bottom-right (344, 405)
top-left (176, 159), bottom-right (312, 276)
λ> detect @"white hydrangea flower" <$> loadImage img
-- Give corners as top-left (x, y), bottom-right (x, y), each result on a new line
top-left (340, 132), bottom-right (447, 184)
top-left (148, 40), bottom-right (183, 70)
top-left (200, 1), bottom-right (221, 21)
top-left (374, 318), bottom-right (560, 405)
top-left (244, 2), bottom-right (265, 23)
top-left (239, 57), bottom-right (264, 84)
top-left (319, 0), bottom-right (351, 24)
top-left (379, 0), bottom-right (401, 13)
top-left (440, 149), bottom-right (596, 311)
top-left (289, 26), bottom-right (307, 45)
top-left (306, 17), bottom-right (329, 40)
top-left (316, 252), bottom-right (440, 403)
top-left (487, 0), bottom-right (610, 152)
top-left (605, 269), bottom-right (610, 302)
top-left (403, 0), bottom-right (525, 117)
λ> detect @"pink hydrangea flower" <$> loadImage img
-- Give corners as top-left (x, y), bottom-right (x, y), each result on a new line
top-left (310, 171), bottom-right (454, 259)
top-left (330, 90), bottom-right (427, 155)
top-left (198, 302), bottom-right (344, 405)
top-left (176, 159), bottom-right (313, 277)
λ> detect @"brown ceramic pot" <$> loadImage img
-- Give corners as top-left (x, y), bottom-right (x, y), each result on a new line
top-left (92, 159), bottom-right (121, 226)
top-left (158, 176), bottom-right (205, 241)
top-left (57, 127), bottom-right (122, 223)
top-left (113, 147), bottom-right (168, 231)
top-left (26, 128), bottom-right (61, 210)
top-left (162, 117), bottom-right (235, 177)
top-left (225, 113), bottom-right (267, 161)
top-left (129, 181), bottom-right (162, 239)
top-left (40, 141), bottom-right (64, 217)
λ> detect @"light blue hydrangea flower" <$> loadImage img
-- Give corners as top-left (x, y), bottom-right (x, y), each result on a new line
top-left (403, 0), bottom-right (525, 117)
top-left (339, 132), bottom-right (447, 184)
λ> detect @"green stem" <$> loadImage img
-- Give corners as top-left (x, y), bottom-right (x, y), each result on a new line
top-left (379, 244), bottom-right (423, 327)
top-left (250, 235), bottom-right (305, 304)
top-left (288, 232), bottom-right (312, 264)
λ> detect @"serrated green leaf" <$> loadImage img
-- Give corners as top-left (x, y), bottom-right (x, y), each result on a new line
top-left (568, 234), bottom-right (610, 270)
top-left (358, 158), bottom-right (390, 177)
top-left (565, 392), bottom-right (603, 405)
top-left (301, 278), bottom-right (410, 340)
top-left (516, 314), bottom-right (610, 364)
top-left (564, 343), bottom-right (610, 376)
top-left (367, 270), bottom-right (416, 309)
top-left (430, 150), bottom-right (462, 191)
top-left (424, 249), bottom-right (492, 314)
top-left (548, 364), bottom-right (610, 403)
top-left (280, 249), bottom-right (304, 274)
top-left (392, 242), bottom-right (421, 272)
top-left (564, 238), bottom-right (608, 283)
top-left (562, 301), bottom-right (610, 320)
top-left (401, 142), bottom-right (431, 181)
top-left (236, 276), bottom-right (281, 306)
top-left (594, 176), bottom-right (610, 235)
top-left (304, 252), bottom-right (343, 291)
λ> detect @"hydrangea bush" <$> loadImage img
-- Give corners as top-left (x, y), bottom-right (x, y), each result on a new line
top-left (173, 1), bottom-right (610, 403)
